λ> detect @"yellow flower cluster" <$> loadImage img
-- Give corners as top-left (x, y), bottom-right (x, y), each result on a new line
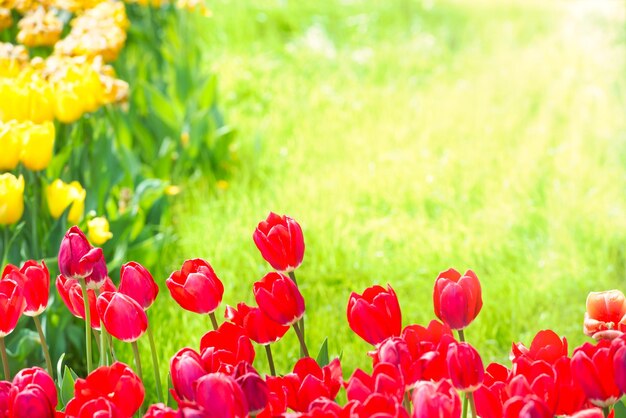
top-left (0, 120), bottom-right (55, 171)
top-left (0, 47), bottom-right (129, 123)
top-left (54, 1), bottom-right (128, 61)
top-left (17, 6), bottom-right (63, 47)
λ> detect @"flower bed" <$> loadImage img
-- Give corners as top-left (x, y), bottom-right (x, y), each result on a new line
top-left (0, 213), bottom-right (625, 417)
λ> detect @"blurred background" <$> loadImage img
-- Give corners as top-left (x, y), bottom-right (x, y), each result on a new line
top-left (151, 0), bottom-right (626, 376)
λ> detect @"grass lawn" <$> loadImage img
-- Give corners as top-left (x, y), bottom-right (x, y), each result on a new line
top-left (137, 0), bottom-right (626, 387)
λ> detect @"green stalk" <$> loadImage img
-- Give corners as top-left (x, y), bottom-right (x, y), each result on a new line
top-left (29, 171), bottom-right (40, 260)
top-left (78, 278), bottom-right (93, 373)
top-left (96, 289), bottom-right (109, 366)
top-left (288, 271), bottom-right (305, 352)
top-left (292, 321), bottom-right (309, 357)
top-left (264, 344), bottom-right (276, 376)
top-left (0, 337), bottom-right (9, 380)
top-left (32, 316), bottom-right (53, 378)
top-left (209, 312), bottom-right (219, 330)
top-left (1, 227), bottom-right (9, 267)
top-left (147, 325), bottom-right (164, 403)
top-left (131, 341), bottom-right (145, 414)
top-left (462, 393), bottom-right (468, 418)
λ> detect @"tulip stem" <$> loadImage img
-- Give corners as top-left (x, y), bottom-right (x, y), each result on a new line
top-left (0, 337), bottom-right (9, 380)
top-left (1, 227), bottom-right (9, 267)
top-left (292, 321), bottom-right (309, 357)
top-left (603, 407), bottom-right (611, 417)
top-left (147, 325), bottom-right (165, 403)
top-left (131, 341), bottom-right (145, 414)
top-left (33, 316), bottom-right (54, 378)
top-left (264, 344), bottom-right (276, 376)
top-left (457, 329), bottom-right (465, 342)
top-left (79, 278), bottom-right (93, 373)
top-left (96, 289), bottom-right (109, 367)
top-left (289, 271), bottom-right (305, 349)
top-left (469, 393), bottom-right (477, 418)
top-left (209, 312), bottom-right (219, 330)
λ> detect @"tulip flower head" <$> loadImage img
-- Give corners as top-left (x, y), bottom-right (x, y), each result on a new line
top-left (46, 179), bottom-right (86, 224)
top-left (0, 123), bottom-right (20, 170)
top-left (3, 260), bottom-right (49, 317)
top-left (87, 217), bottom-right (113, 246)
top-left (119, 261), bottom-right (159, 310)
top-left (56, 275), bottom-right (116, 329)
top-left (433, 268), bottom-right (483, 330)
top-left (446, 341), bottom-right (484, 392)
top-left (0, 275), bottom-right (26, 337)
top-left (347, 284), bottom-right (402, 345)
top-left (253, 272), bottom-right (305, 326)
top-left (584, 290), bottom-right (626, 340)
top-left (96, 291), bottom-right (148, 342)
top-left (0, 173), bottom-right (24, 225)
top-left (170, 347), bottom-right (208, 402)
top-left (253, 212), bottom-right (305, 272)
top-left (572, 341), bottom-right (622, 407)
top-left (20, 120), bottom-right (54, 171)
top-left (224, 303), bottom-right (289, 345)
top-left (166, 258), bottom-right (224, 314)
top-left (412, 380), bottom-right (461, 418)
top-left (58, 226), bottom-right (108, 288)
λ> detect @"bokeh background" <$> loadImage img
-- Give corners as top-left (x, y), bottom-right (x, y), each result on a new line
top-left (146, 0), bottom-right (626, 379)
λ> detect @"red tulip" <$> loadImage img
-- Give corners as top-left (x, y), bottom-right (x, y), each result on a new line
top-left (56, 275), bottom-right (116, 329)
top-left (412, 380), bottom-right (461, 418)
top-left (369, 337), bottom-right (417, 385)
top-left (0, 276), bottom-right (25, 337)
top-left (511, 329), bottom-right (568, 364)
top-left (200, 322), bottom-right (255, 373)
top-left (69, 362), bottom-right (145, 417)
top-left (446, 342), bottom-right (484, 392)
top-left (502, 395), bottom-right (551, 418)
top-left (347, 284), bottom-right (402, 345)
top-left (433, 268), bottom-right (482, 330)
top-left (613, 343), bottom-right (626, 395)
top-left (143, 403), bottom-right (181, 418)
top-left (3, 260), bottom-right (49, 316)
top-left (119, 262), bottom-right (159, 310)
top-left (66, 397), bottom-right (122, 418)
top-left (166, 259), bottom-right (224, 314)
top-left (345, 393), bottom-right (409, 418)
top-left (0, 381), bottom-right (11, 417)
top-left (225, 303), bottom-right (289, 345)
top-left (11, 367), bottom-right (57, 409)
top-left (345, 362), bottom-right (404, 402)
top-left (572, 341), bottom-right (621, 407)
top-left (58, 226), bottom-right (108, 288)
top-left (553, 356), bottom-right (587, 415)
top-left (584, 290), bottom-right (626, 340)
top-left (253, 212), bottom-right (304, 272)
top-left (10, 384), bottom-right (55, 418)
top-left (234, 365), bottom-right (269, 415)
top-left (253, 272), bottom-right (305, 326)
top-left (194, 373), bottom-right (248, 418)
top-left (96, 292), bottom-right (148, 342)
top-left (281, 357), bottom-right (342, 412)
top-left (170, 348), bottom-right (207, 402)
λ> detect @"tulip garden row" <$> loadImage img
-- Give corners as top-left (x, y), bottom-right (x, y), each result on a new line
top-left (0, 0), bottom-right (232, 373)
top-left (0, 212), bottom-right (624, 417)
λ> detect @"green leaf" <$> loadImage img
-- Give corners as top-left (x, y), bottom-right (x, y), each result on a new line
top-left (315, 338), bottom-right (329, 367)
top-left (56, 352), bottom-right (66, 387)
top-left (60, 365), bottom-right (77, 406)
top-left (614, 400), bottom-right (626, 418)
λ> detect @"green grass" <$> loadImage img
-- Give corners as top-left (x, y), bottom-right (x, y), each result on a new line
top-left (136, 0), bottom-right (626, 390)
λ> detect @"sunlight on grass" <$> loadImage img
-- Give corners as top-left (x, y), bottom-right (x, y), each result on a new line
top-left (145, 0), bottom-right (626, 378)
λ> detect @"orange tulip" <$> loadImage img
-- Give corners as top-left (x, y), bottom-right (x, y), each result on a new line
top-left (583, 290), bottom-right (626, 340)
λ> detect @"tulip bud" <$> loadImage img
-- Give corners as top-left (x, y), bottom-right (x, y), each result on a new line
top-left (46, 180), bottom-right (86, 225)
top-left (20, 121), bottom-right (54, 171)
top-left (235, 370), bottom-right (269, 415)
top-left (584, 290), bottom-right (626, 341)
top-left (412, 380), bottom-right (461, 418)
top-left (96, 292), bottom-right (148, 343)
top-left (10, 384), bottom-right (55, 418)
top-left (253, 272), bottom-right (305, 326)
top-left (224, 303), bottom-right (289, 345)
top-left (0, 174), bottom-right (24, 226)
top-left (253, 212), bottom-right (305, 272)
top-left (57, 226), bottom-right (108, 287)
top-left (170, 348), bottom-right (207, 402)
top-left (347, 284), bottom-right (402, 345)
top-left (166, 259), bottom-right (224, 314)
top-left (433, 268), bottom-right (483, 330)
top-left (12, 367), bottom-right (57, 409)
top-left (87, 217), bottom-right (113, 246)
top-left (200, 322), bottom-right (255, 372)
top-left (446, 342), bottom-right (484, 392)
top-left (119, 261), bottom-right (159, 310)
top-left (194, 373), bottom-right (248, 418)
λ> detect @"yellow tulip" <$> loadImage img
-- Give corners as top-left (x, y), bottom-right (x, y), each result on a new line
top-left (21, 121), bottom-right (55, 171)
top-left (87, 217), bottom-right (113, 245)
top-left (0, 174), bottom-right (24, 225)
top-left (46, 179), bottom-right (86, 224)
top-left (0, 123), bottom-right (21, 170)
top-left (53, 85), bottom-right (84, 124)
